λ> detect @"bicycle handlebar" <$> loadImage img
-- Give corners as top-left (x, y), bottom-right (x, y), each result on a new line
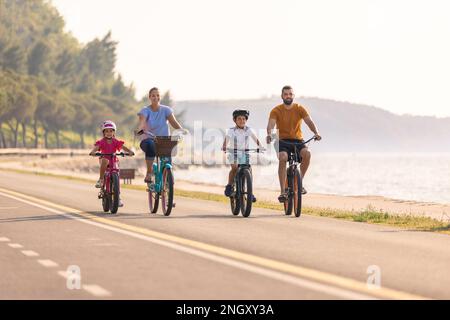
top-left (135, 129), bottom-right (187, 140)
top-left (276, 136), bottom-right (317, 146)
top-left (224, 148), bottom-right (266, 153)
top-left (91, 152), bottom-right (132, 157)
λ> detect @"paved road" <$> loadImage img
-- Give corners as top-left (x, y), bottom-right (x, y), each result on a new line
top-left (1, 170), bottom-right (449, 300)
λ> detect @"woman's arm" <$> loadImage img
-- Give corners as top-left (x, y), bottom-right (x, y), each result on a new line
top-left (137, 114), bottom-right (147, 131)
top-left (167, 114), bottom-right (183, 130)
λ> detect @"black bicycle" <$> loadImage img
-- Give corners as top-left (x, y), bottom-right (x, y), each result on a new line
top-left (224, 148), bottom-right (264, 218)
top-left (275, 137), bottom-right (316, 217)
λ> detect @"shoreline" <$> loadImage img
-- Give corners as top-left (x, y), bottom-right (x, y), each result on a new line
top-left (1, 158), bottom-right (449, 223)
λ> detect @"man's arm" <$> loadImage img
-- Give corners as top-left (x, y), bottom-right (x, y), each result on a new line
top-left (266, 118), bottom-right (277, 144)
top-left (303, 116), bottom-right (322, 140)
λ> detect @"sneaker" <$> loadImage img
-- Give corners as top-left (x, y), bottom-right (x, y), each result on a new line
top-left (118, 199), bottom-right (124, 207)
top-left (278, 192), bottom-right (288, 203)
top-left (302, 187), bottom-right (307, 195)
top-left (252, 195), bottom-right (257, 203)
top-left (224, 184), bottom-right (233, 197)
top-left (144, 174), bottom-right (152, 183)
top-left (95, 179), bottom-right (103, 188)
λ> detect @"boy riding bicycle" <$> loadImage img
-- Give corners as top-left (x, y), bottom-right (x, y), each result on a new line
top-left (222, 109), bottom-right (264, 202)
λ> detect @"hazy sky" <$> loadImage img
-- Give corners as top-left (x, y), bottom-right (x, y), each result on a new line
top-left (51, 0), bottom-right (450, 117)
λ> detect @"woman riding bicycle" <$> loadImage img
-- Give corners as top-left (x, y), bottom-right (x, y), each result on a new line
top-left (136, 87), bottom-right (187, 186)
top-left (266, 86), bottom-right (322, 203)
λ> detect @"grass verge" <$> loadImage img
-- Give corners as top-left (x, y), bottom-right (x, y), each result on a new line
top-left (1, 167), bottom-right (449, 235)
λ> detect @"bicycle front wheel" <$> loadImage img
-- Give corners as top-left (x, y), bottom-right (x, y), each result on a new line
top-left (284, 168), bottom-right (293, 216)
top-left (161, 168), bottom-right (174, 216)
top-left (230, 181), bottom-right (240, 216)
top-left (293, 169), bottom-right (303, 217)
top-left (148, 186), bottom-right (159, 214)
top-left (102, 190), bottom-right (110, 213)
top-left (239, 169), bottom-right (253, 218)
top-left (110, 173), bottom-right (120, 214)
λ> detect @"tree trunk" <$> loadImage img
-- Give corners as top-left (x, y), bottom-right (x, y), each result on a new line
top-left (0, 122), bottom-right (6, 148)
top-left (44, 128), bottom-right (48, 149)
top-left (22, 122), bottom-right (27, 148)
top-left (79, 131), bottom-right (85, 149)
top-left (33, 120), bottom-right (39, 148)
top-left (14, 121), bottom-right (19, 148)
top-left (55, 131), bottom-right (60, 148)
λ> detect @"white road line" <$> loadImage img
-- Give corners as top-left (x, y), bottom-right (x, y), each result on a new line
top-left (57, 271), bottom-right (69, 279)
top-left (8, 243), bottom-right (24, 249)
top-left (37, 259), bottom-right (59, 268)
top-left (21, 250), bottom-right (39, 257)
top-left (82, 285), bottom-right (112, 298)
top-left (0, 237), bottom-right (10, 242)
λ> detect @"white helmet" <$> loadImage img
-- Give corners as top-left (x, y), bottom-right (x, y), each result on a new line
top-left (102, 120), bottom-right (117, 132)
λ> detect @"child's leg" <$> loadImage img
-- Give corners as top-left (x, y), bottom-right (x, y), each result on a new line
top-left (228, 164), bottom-right (239, 185)
top-left (99, 158), bottom-right (109, 180)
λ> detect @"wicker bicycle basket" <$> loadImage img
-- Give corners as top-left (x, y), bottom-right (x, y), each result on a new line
top-left (155, 136), bottom-right (179, 157)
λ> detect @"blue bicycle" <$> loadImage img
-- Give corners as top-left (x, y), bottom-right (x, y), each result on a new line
top-left (146, 136), bottom-right (181, 216)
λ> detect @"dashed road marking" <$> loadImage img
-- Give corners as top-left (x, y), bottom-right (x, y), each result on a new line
top-left (82, 285), bottom-right (112, 297)
top-left (8, 243), bottom-right (24, 249)
top-left (0, 237), bottom-right (10, 242)
top-left (21, 250), bottom-right (39, 257)
top-left (37, 259), bottom-right (59, 268)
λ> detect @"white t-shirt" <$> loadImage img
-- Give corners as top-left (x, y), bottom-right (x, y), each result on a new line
top-left (225, 126), bottom-right (258, 150)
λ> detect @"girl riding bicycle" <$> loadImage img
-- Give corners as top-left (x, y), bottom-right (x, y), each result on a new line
top-left (222, 109), bottom-right (263, 202)
top-left (89, 120), bottom-right (135, 190)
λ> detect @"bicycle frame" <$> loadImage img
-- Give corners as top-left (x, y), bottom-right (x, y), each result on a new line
top-left (102, 155), bottom-right (120, 194)
top-left (151, 156), bottom-right (172, 193)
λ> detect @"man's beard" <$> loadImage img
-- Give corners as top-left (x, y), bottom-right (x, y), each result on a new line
top-left (283, 99), bottom-right (293, 106)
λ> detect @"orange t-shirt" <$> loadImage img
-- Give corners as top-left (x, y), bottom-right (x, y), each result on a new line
top-left (269, 103), bottom-right (310, 140)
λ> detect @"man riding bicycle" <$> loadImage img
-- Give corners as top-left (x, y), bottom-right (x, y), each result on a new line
top-left (266, 86), bottom-right (322, 203)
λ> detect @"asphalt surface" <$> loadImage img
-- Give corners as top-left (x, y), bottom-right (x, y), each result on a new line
top-left (1, 170), bottom-right (450, 300)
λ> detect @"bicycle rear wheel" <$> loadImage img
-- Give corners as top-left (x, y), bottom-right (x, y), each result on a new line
top-left (110, 173), bottom-right (120, 214)
top-left (293, 169), bottom-right (303, 217)
top-left (161, 168), bottom-right (174, 216)
top-left (284, 167), bottom-right (293, 216)
top-left (240, 169), bottom-right (253, 218)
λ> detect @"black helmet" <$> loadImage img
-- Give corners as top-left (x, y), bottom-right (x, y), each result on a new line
top-left (233, 109), bottom-right (250, 120)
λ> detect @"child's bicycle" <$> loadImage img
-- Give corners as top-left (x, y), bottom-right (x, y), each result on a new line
top-left (91, 152), bottom-right (133, 214)
top-left (224, 148), bottom-right (265, 218)
top-left (271, 136), bottom-right (316, 217)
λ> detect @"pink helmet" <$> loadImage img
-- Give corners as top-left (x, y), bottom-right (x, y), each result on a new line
top-left (102, 120), bottom-right (117, 132)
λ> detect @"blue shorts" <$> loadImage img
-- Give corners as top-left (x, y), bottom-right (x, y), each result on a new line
top-left (140, 138), bottom-right (156, 160)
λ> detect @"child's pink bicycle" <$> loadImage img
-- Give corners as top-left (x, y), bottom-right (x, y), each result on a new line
top-left (91, 152), bottom-right (133, 214)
